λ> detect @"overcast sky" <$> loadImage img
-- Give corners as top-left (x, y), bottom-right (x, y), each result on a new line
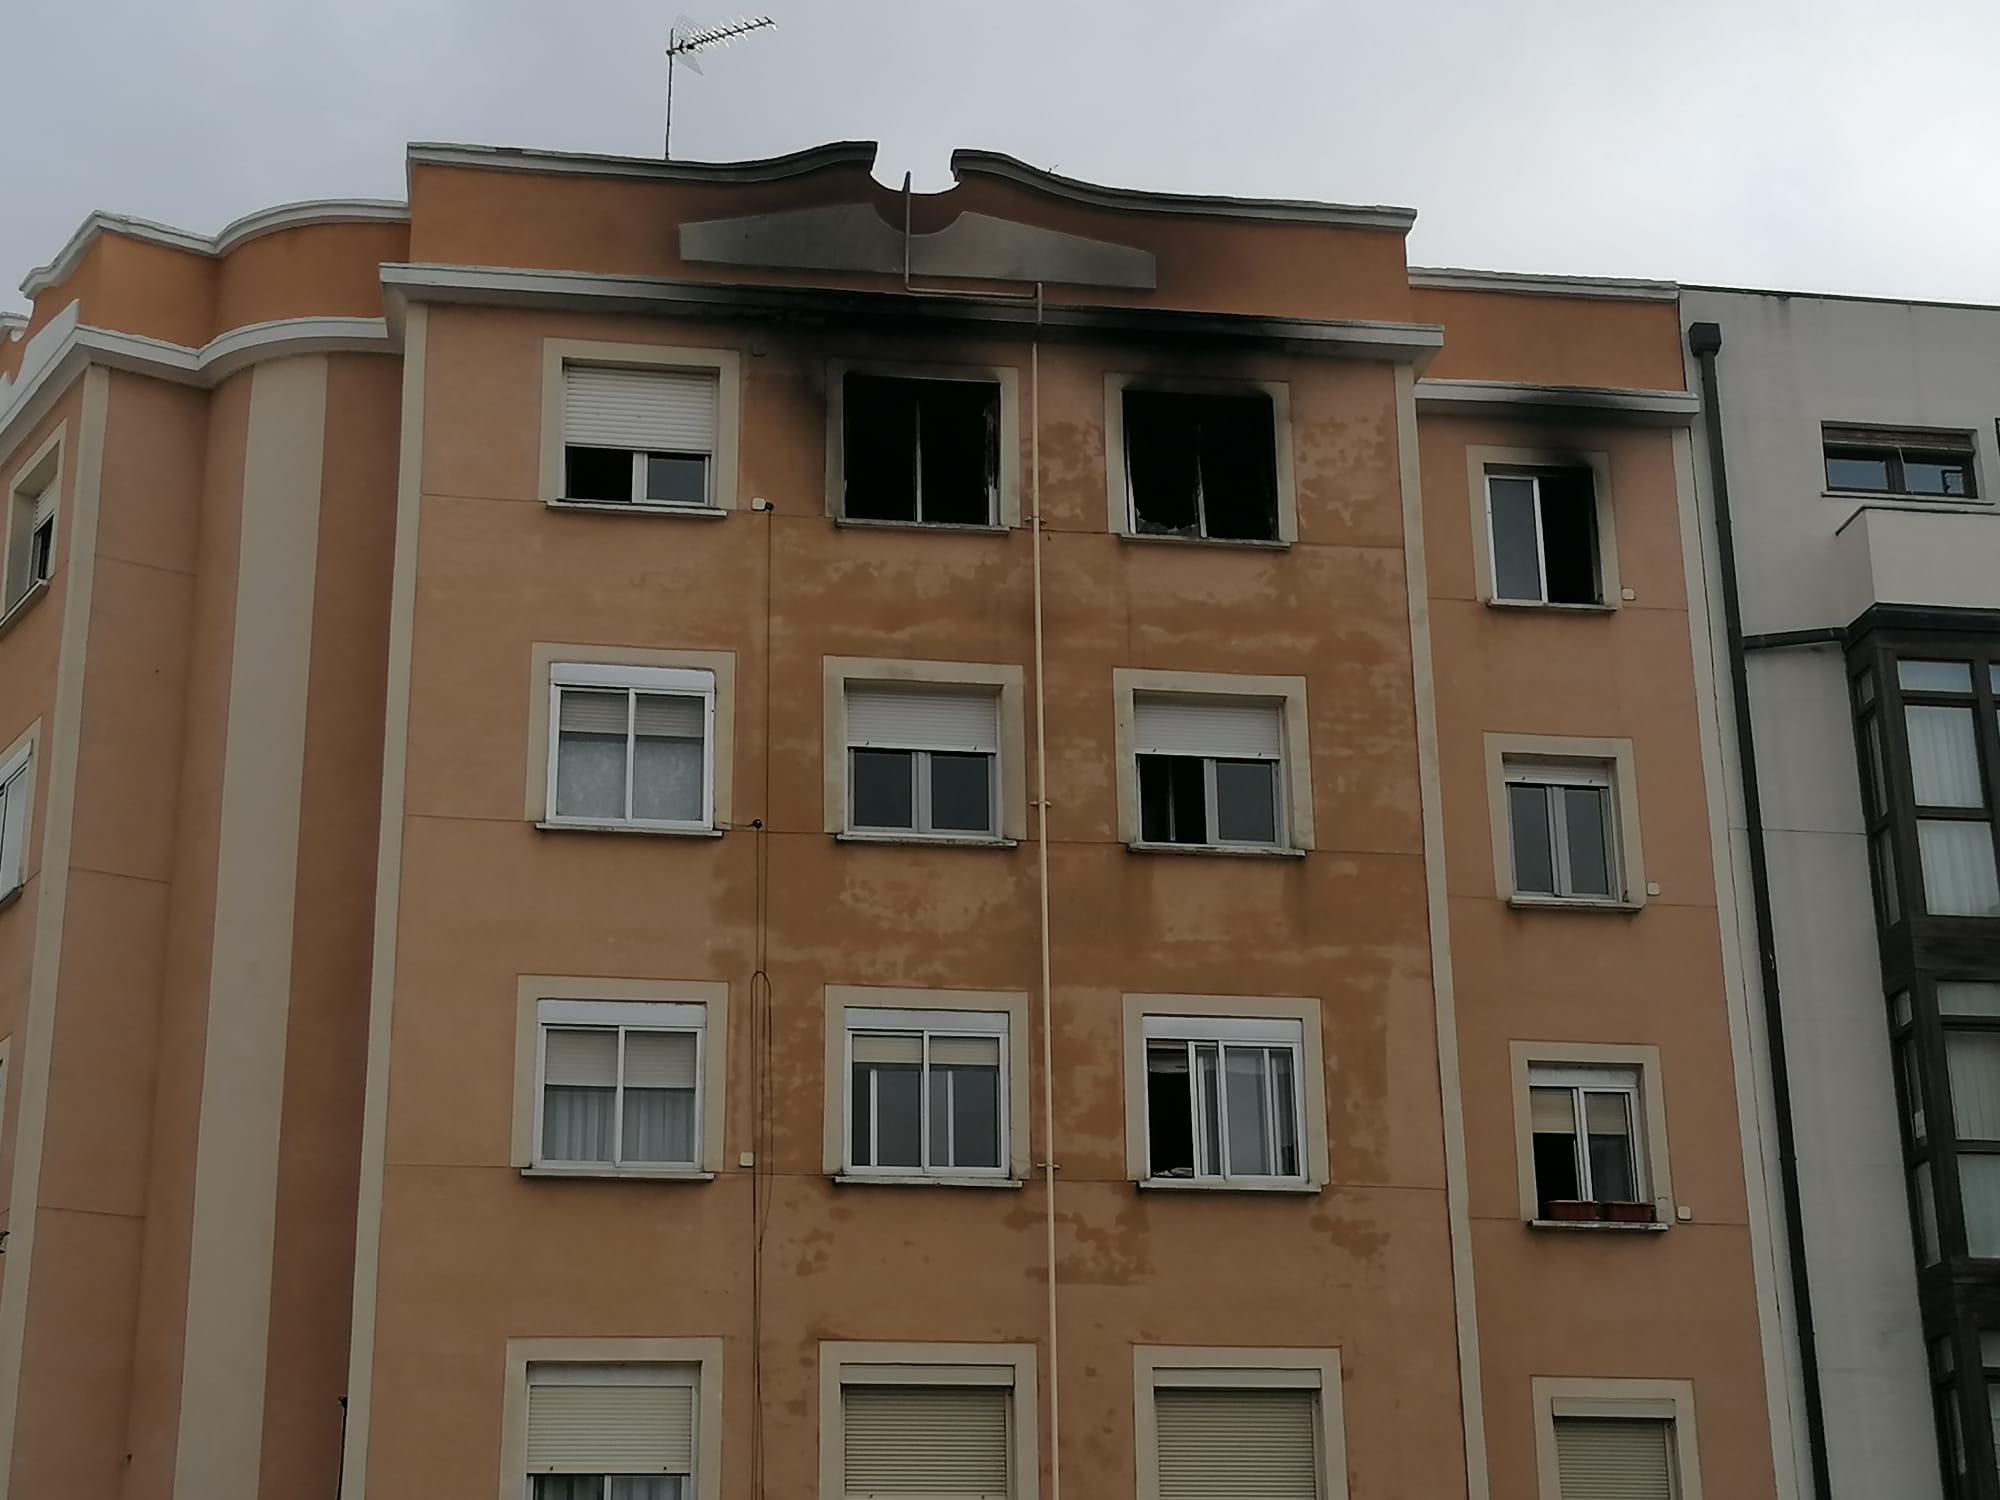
top-left (5, 0), bottom-right (1997, 315)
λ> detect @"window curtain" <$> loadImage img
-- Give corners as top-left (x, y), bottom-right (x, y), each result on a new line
top-left (1918, 820), bottom-right (2000, 917)
top-left (556, 689), bottom-right (630, 820)
top-left (1907, 706), bottom-right (1984, 806)
top-left (1961, 1155), bottom-right (2000, 1259)
top-left (632, 694), bottom-right (704, 822)
top-left (1949, 1033), bottom-right (2000, 1142)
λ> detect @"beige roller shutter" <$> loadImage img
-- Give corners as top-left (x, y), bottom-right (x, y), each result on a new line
top-left (846, 686), bottom-right (1000, 753)
top-left (1132, 697), bottom-right (1282, 760)
top-left (544, 1028), bottom-right (618, 1088)
top-left (564, 366), bottom-right (718, 454)
top-left (1155, 1387), bottom-right (1318, 1500)
top-left (560, 688), bottom-right (631, 736)
top-left (634, 691), bottom-right (706, 740)
top-left (1554, 1417), bottom-right (1673, 1500)
top-left (842, 1384), bottom-right (1009, 1497)
top-left (526, 1381), bottom-right (694, 1475)
top-left (29, 484), bottom-right (53, 529)
top-left (624, 1031), bottom-right (699, 1089)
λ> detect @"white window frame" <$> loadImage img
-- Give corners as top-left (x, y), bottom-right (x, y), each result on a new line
top-left (1464, 445), bottom-right (1619, 611)
top-left (540, 340), bottom-right (741, 516)
top-left (0, 738), bottom-right (32, 897)
top-left (503, 1338), bottom-right (724, 1500)
top-left (545, 662), bottom-right (716, 832)
top-left (1484, 469), bottom-right (1602, 606)
top-left (1503, 760), bottom-right (1619, 902)
top-left (1136, 748), bottom-right (1285, 852)
top-left (533, 998), bottom-right (706, 1172)
top-left (843, 683), bottom-right (1002, 841)
top-left (524, 1361), bottom-right (700, 1500)
top-left (1140, 1014), bottom-right (1308, 1186)
top-left (1133, 1347), bottom-right (1348, 1500)
top-left (818, 1341), bottom-right (1039, 1500)
top-left (3, 423), bottom-right (62, 618)
top-left (1527, 1063), bottom-right (1647, 1205)
top-left (842, 1006), bottom-right (1010, 1181)
top-left (1113, 671), bottom-right (1314, 853)
top-left (1531, 1377), bottom-right (1701, 1500)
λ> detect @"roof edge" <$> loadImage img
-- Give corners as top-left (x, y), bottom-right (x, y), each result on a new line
top-left (949, 149), bottom-right (1417, 232)
top-left (20, 199), bottom-right (410, 299)
top-left (1409, 266), bottom-right (1679, 302)
top-left (405, 139), bottom-right (881, 186)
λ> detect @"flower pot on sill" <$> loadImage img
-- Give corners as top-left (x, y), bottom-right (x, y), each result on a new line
top-left (1545, 1199), bottom-right (1600, 1222)
top-left (1603, 1200), bottom-right (1657, 1224)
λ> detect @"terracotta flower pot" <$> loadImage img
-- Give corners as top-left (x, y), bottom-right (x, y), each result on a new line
top-left (1545, 1199), bottom-right (1600, 1222)
top-left (1604, 1200), bottom-right (1657, 1224)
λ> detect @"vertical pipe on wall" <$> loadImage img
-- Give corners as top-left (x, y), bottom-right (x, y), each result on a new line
top-left (1688, 320), bottom-right (1834, 1500)
top-left (1028, 285), bottom-right (1063, 1500)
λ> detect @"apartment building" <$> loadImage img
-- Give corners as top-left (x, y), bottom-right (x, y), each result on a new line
top-left (1684, 287), bottom-right (2000, 1500)
top-left (0, 141), bottom-right (1786, 1500)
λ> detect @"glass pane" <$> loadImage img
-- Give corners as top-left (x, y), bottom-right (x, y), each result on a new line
top-left (1907, 706), bottom-right (1985, 807)
top-left (1196, 1044), bottom-right (1222, 1177)
top-left (1917, 1162), bottom-right (1942, 1263)
top-left (851, 748), bottom-right (915, 830)
top-left (1271, 1048), bottom-right (1300, 1178)
top-left (1561, 785), bottom-right (1615, 897)
top-left (1919, 820), bottom-right (2000, 917)
top-left (1863, 715), bottom-right (1888, 818)
top-left (1941, 983), bottom-right (2000, 1018)
top-left (622, 1087), bottom-right (697, 1164)
top-left (1584, 1092), bottom-right (1639, 1201)
top-left (1905, 454), bottom-right (1973, 497)
top-left (1138, 754), bottom-right (1206, 845)
top-left (1986, 1383), bottom-right (2000, 1487)
top-left (1145, 1042), bottom-right (1194, 1177)
top-left (933, 1062), bottom-right (1001, 1170)
top-left (1214, 759), bottom-right (1279, 845)
top-left (1826, 450), bottom-right (1891, 491)
top-left (1950, 1034), bottom-right (2000, 1142)
top-left (1507, 784), bottom-right (1556, 895)
top-left (928, 752), bottom-right (994, 835)
top-left (1530, 1086), bottom-right (1581, 1214)
top-left (1965, 1155), bottom-right (2000, 1257)
top-left (1874, 829), bottom-right (1903, 925)
top-left (555, 731), bottom-right (628, 820)
top-left (1898, 1035), bottom-right (1928, 1146)
top-left (1901, 660), bottom-right (1975, 694)
top-left (610, 1479), bottom-right (684, 1500)
top-left (644, 453), bottom-right (708, 505)
top-left (536, 1478), bottom-right (605, 1500)
top-left (1223, 1046), bottom-right (1272, 1176)
top-left (862, 1061), bottom-right (921, 1170)
top-left (632, 736), bottom-right (704, 822)
top-left (1894, 990), bottom-right (1915, 1029)
top-left (1983, 1332), bottom-right (2000, 1370)
top-left (542, 1087), bottom-right (615, 1162)
top-left (1487, 476), bottom-right (1543, 601)
top-left (1856, 670), bottom-right (1876, 708)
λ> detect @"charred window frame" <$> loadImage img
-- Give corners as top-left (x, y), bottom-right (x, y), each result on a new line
top-left (1121, 386), bottom-right (1283, 543)
top-left (1825, 425), bottom-right (1979, 499)
top-left (1484, 467), bottom-right (1602, 606)
top-left (840, 373), bottom-right (1001, 527)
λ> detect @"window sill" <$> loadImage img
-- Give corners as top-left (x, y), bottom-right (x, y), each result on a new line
top-left (1507, 893), bottom-right (1642, 913)
top-left (1824, 490), bottom-right (1989, 509)
top-left (0, 580), bottom-right (50, 639)
top-left (1127, 841), bottom-right (1305, 860)
top-left (1528, 1216), bottom-right (1668, 1233)
top-left (836, 831), bottom-right (1017, 850)
top-left (1484, 598), bottom-right (1616, 614)
top-left (535, 820), bottom-right (723, 839)
top-left (1120, 530), bottom-right (1290, 551)
top-left (1137, 1178), bottom-right (1321, 1195)
top-left (521, 1166), bottom-right (717, 1182)
top-left (833, 1173), bottom-right (1024, 1189)
top-left (547, 498), bottom-right (728, 519)
top-left (0, 883), bottom-right (24, 917)
top-left (833, 516), bottom-right (1009, 535)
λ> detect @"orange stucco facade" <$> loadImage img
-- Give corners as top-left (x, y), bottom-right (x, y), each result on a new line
top-left (0, 142), bottom-right (1780, 1500)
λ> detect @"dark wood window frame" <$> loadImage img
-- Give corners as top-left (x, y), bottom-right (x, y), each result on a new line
top-left (1824, 424), bottom-right (1980, 499)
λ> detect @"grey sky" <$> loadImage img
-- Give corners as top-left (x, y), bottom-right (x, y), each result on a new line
top-left (6, 0), bottom-right (1996, 315)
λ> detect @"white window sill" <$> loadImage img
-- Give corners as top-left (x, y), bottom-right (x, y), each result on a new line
top-left (547, 498), bottom-right (728, 519)
top-left (536, 820), bottom-right (724, 839)
top-left (521, 1166), bottom-right (717, 1182)
top-left (1824, 490), bottom-right (1989, 510)
top-left (1484, 597), bottom-right (1616, 614)
top-left (1120, 530), bottom-right (1290, 551)
top-left (837, 831), bottom-right (1017, 850)
top-left (0, 580), bottom-right (50, 640)
top-left (1507, 893), bottom-right (1642, 913)
top-left (0, 882), bottom-right (24, 917)
top-left (1528, 1216), bottom-right (1668, 1233)
top-left (833, 516), bottom-right (1009, 535)
top-left (1138, 1177), bottom-right (1321, 1195)
top-left (833, 1173), bottom-right (1024, 1189)
top-left (1127, 841), bottom-right (1305, 860)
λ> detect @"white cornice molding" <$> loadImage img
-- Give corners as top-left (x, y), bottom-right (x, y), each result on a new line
top-left (1408, 266), bottom-right (1679, 302)
top-left (20, 200), bottom-right (408, 299)
top-left (0, 310), bottom-right (392, 461)
top-left (951, 149), bottom-right (1417, 232)
top-left (1415, 377), bottom-right (1699, 425)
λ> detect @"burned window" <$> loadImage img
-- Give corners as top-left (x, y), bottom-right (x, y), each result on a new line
top-left (1485, 468), bottom-right (1600, 605)
top-left (842, 374), bottom-right (999, 526)
top-left (1123, 388), bottom-right (1279, 542)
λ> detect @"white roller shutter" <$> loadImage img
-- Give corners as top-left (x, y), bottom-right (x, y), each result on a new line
top-left (560, 688), bottom-right (631, 736)
top-left (526, 1379), bottom-right (694, 1475)
top-left (847, 685), bottom-right (1000, 753)
top-left (1155, 1388), bottom-right (1318, 1500)
top-left (564, 366), bottom-right (718, 454)
top-left (623, 1031), bottom-right (699, 1089)
top-left (634, 692), bottom-right (706, 740)
top-left (1554, 1417), bottom-right (1673, 1500)
top-left (1133, 697), bottom-right (1282, 760)
top-left (545, 1028), bottom-right (619, 1088)
top-left (843, 1385), bottom-right (1009, 1497)
top-left (29, 484), bottom-right (53, 529)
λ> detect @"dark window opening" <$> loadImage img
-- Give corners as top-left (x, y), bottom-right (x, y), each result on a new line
top-left (1486, 467), bottom-right (1600, 605)
top-left (842, 373), bottom-right (999, 525)
top-left (1825, 426), bottom-right (1977, 498)
top-left (1531, 1128), bottom-right (1581, 1217)
top-left (565, 446), bottom-right (631, 503)
top-left (28, 517), bottom-right (52, 586)
top-left (1124, 388), bottom-right (1279, 541)
top-left (564, 445), bottom-right (709, 505)
top-left (1138, 755), bottom-right (1208, 844)
top-left (1145, 1042), bottom-right (1195, 1177)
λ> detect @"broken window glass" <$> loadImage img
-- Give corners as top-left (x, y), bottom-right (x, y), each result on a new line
top-left (1124, 388), bottom-right (1279, 541)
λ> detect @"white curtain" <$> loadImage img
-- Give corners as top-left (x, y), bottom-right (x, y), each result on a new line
top-left (1908, 706), bottom-right (1984, 806)
top-left (622, 1089), bottom-right (696, 1165)
top-left (1950, 1034), bottom-right (2000, 1142)
top-left (532, 1478), bottom-right (683, 1500)
top-left (556, 689), bottom-right (630, 820)
top-left (1223, 1047), bottom-right (1272, 1177)
top-left (1961, 1155), bottom-right (2000, 1258)
top-left (632, 694), bottom-right (704, 822)
top-left (1918, 820), bottom-right (2000, 917)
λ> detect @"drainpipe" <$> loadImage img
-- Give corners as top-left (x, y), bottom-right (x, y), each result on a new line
top-left (1688, 321), bottom-right (1833, 1500)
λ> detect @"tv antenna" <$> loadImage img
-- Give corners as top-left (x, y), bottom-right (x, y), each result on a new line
top-left (665, 14), bottom-right (776, 159)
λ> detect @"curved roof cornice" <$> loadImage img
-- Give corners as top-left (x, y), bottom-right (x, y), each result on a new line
top-left (20, 199), bottom-right (409, 298)
top-left (404, 139), bottom-right (881, 185)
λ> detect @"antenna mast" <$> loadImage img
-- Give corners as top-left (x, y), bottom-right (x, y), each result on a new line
top-left (664, 14), bottom-right (776, 159)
